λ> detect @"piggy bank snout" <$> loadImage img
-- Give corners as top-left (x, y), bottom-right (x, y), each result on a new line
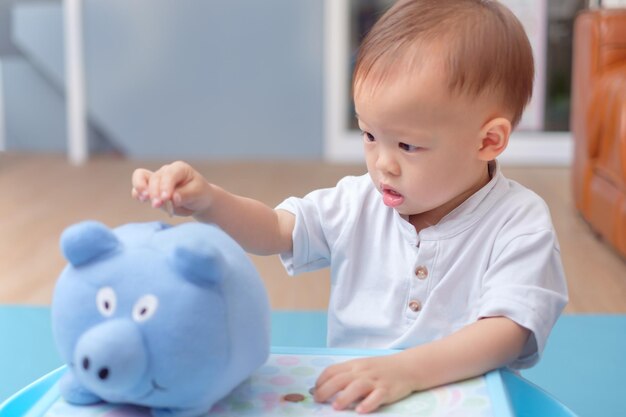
top-left (74, 319), bottom-right (148, 394)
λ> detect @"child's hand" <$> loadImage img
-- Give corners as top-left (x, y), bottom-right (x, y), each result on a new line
top-left (131, 161), bottom-right (213, 217)
top-left (314, 354), bottom-right (415, 414)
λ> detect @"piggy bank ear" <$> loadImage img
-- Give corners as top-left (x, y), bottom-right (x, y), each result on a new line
top-left (60, 221), bottom-right (120, 266)
top-left (172, 244), bottom-right (224, 287)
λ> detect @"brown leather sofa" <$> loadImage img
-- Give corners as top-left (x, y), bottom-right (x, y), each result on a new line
top-left (571, 8), bottom-right (626, 258)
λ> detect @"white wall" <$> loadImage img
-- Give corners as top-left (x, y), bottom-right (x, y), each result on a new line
top-left (9, 0), bottom-right (325, 159)
top-left (0, 60), bottom-right (5, 152)
top-left (591, 0), bottom-right (626, 7)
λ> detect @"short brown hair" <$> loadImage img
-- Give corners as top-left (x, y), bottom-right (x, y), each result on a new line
top-left (353, 0), bottom-right (534, 127)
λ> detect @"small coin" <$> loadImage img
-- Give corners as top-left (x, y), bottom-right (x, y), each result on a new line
top-left (283, 393), bottom-right (306, 403)
top-left (161, 199), bottom-right (174, 217)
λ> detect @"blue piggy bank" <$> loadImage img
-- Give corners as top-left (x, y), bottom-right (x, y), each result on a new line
top-left (51, 221), bottom-right (271, 417)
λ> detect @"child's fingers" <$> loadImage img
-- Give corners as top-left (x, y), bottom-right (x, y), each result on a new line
top-left (131, 168), bottom-right (153, 200)
top-left (148, 170), bottom-right (165, 207)
top-left (316, 362), bottom-right (348, 389)
top-left (158, 162), bottom-right (194, 201)
top-left (332, 379), bottom-right (373, 411)
top-left (133, 161), bottom-right (200, 215)
top-left (314, 371), bottom-right (352, 404)
top-left (355, 388), bottom-right (386, 414)
top-left (131, 187), bottom-right (141, 200)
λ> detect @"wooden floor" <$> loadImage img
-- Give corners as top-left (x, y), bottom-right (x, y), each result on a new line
top-left (1, 153), bottom-right (625, 312)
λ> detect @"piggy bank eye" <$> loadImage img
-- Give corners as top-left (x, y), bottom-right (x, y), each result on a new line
top-left (96, 287), bottom-right (117, 317)
top-left (133, 295), bottom-right (159, 323)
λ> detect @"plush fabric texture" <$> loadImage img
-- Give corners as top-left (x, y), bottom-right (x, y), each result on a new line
top-left (51, 221), bottom-right (271, 417)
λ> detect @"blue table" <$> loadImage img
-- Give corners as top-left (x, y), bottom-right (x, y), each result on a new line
top-left (1, 306), bottom-right (623, 416)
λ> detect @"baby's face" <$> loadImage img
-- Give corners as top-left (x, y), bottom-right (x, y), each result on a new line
top-left (355, 63), bottom-right (499, 219)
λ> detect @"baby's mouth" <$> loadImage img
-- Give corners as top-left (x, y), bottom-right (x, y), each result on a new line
top-left (381, 186), bottom-right (404, 208)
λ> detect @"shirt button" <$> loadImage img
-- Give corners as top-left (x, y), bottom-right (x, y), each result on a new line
top-left (408, 300), bottom-right (422, 312)
top-left (415, 265), bottom-right (428, 280)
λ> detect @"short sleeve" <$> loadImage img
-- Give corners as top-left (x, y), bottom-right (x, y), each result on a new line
top-left (275, 175), bottom-right (368, 276)
top-left (276, 196), bottom-right (331, 275)
top-left (478, 229), bottom-right (568, 369)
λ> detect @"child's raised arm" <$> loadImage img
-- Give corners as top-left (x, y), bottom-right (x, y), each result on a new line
top-left (131, 161), bottom-right (294, 256)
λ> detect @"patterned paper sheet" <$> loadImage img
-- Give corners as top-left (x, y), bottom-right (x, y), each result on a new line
top-left (43, 354), bottom-right (495, 417)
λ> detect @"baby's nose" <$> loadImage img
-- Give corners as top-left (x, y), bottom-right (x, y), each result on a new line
top-left (376, 151), bottom-right (400, 176)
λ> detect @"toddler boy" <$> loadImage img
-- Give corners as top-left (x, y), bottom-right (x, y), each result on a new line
top-left (132, 0), bottom-right (568, 413)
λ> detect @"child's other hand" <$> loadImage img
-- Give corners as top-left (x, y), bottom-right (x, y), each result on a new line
top-left (314, 354), bottom-right (415, 414)
top-left (131, 161), bottom-right (212, 217)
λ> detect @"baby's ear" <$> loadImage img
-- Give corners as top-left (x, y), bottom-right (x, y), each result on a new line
top-left (171, 244), bottom-right (224, 287)
top-left (477, 117), bottom-right (511, 161)
top-left (60, 221), bottom-right (120, 266)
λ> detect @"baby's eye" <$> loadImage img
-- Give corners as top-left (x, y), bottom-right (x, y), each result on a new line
top-left (362, 131), bottom-right (376, 142)
top-left (399, 142), bottom-right (421, 152)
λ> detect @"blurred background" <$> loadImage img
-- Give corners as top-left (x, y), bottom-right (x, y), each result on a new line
top-left (2, 0), bottom-right (626, 307)
top-left (1, 0), bottom-right (626, 309)
top-left (0, 0), bottom-right (324, 158)
top-left (3, 0), bottom-right (625, 310)
top-left (0, 0), bottom-right (587, 158)
top-left (0, 0), bottom-right (626, 312)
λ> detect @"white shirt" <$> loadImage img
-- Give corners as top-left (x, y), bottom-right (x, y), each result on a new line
top-left (276, 162), bottom-right (568, 369)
